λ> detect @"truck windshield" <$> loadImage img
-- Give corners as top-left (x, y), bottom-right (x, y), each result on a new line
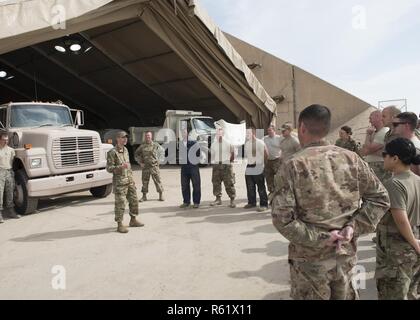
top-left (10, 104), bottom-right (73, 128)
top-left (193, 118), bottom-right (216, 131)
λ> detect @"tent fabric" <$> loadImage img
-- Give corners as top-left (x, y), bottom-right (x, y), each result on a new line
top-left (0, 0), bottom-right (145, 54)
top-left (189, 0), bottom-right (276, 114)
top-left (0, 0), bottom-right (113, 40)
top-left (140, 0), bottom-right (274, 128)
top-left (0, 0), bottom-right (275, 128)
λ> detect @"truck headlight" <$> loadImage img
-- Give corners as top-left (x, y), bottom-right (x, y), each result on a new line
top-left (30, 158), bottom-right (42, 168)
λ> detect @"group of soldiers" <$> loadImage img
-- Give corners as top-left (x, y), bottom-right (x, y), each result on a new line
top-left (106, 123), bottom-right (302, 232)
top-left (271, 104), bottom-right (420, 300)
top-left (106, 105), bottom-right (419, 300)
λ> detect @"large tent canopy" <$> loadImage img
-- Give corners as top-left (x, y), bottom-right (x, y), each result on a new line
top-left (0, 0), bottom-right (276, 129)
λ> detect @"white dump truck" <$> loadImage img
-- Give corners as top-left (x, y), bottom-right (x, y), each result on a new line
top-left (129, 110), bottom-right (217, 165)
top-left (0, 102), bottom-right (113, 215)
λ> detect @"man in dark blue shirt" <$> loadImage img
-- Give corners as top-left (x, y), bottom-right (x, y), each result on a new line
top-left (179, 129), bottom-right (202, 209)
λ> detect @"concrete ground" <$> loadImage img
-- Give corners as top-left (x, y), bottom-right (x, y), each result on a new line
top-left (0, 164), bottom-right (378, 300)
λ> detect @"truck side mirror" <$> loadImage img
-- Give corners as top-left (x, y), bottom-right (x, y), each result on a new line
top-left (71, 109), bottom-right (85, 128)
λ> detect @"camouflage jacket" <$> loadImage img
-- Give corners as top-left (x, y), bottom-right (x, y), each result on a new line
top-left (106, 146), bottom-right (134, 186)
top-left (134, 142), bottom-right (163, 167)
top-left (335, 138), bottom-right (360, 154)
top-left (272, 141), bottom-right (390, 261)
top-left (384, 129), bottom-right (400, 146)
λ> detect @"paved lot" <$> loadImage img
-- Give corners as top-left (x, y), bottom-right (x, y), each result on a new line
top-left (0, 164), bottom-right (378, 300)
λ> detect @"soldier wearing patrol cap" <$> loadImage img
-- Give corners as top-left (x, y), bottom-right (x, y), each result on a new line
top-left (0, 132), bottom-right (20, 223)
top-left (134, 131), bottom-right (165, 202)
top-left (272, 105), bottom-right (390, 300)
top-left (106, 131), bottom-right (144, 234)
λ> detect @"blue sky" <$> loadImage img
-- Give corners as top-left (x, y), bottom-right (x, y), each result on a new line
top-left (200, 0), bottom-right (420, 115)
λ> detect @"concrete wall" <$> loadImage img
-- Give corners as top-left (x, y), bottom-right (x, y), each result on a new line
top-left (226, 34), bottom-right (373, 131)
top-left (326, 106), bottom-right (377, 146)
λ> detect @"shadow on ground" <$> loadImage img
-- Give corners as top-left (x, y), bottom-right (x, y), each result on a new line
top-left (241, 223), bottom-right (277, 236)
top-left (242, 240), bottom-right (289, 258)
top-left (228, 260), bottom-right (289, 286)
top-left (10, 228), bottom-right (115, 242)
top-left (35, 195), bottom-right (109, 213)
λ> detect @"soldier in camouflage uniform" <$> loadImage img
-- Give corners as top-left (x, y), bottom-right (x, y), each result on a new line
top-left (210, 128), bottom-right (236, 208)
top-left (107, 131), bottom-right (144, 234)
top-left (382, 106), bottom-right (402, 146)
top-left (263, 125), bottom-right (283, 195)
top-left (272, 105), bottom-right (390, 300)
top-left (376, 138), bottom-right (420, 300)
top-left (135, 132), bottom-right (165, 202)
top-left (361, 110), bottom-right (392, 183)
top-left (0, 133), bottom-right (20, 223)
top-left (335, 126), bottom-right (360, 155)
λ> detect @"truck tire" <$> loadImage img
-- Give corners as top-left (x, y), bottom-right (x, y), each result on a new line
top-left (14, 170), bottom-right (39, 215)
top-left (90, 184), bottom-right (113, 198)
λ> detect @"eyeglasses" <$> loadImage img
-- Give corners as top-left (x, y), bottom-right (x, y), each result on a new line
top-left (392, 122), bottom-right (408, 128)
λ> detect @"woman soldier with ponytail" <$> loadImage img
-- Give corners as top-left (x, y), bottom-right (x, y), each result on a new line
top-left (375, 138), bottom-right (420, 300)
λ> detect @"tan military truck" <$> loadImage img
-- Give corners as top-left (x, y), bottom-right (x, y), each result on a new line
top-left (129, 110), bottom-right (217, 165)
top-left (0, 102), bottom-right (113, 215)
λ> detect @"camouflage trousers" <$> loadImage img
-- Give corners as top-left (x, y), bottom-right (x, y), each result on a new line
top-left (141, 165), bottom-right (164, 194)
top-left (212, 164), bottom-right (236, 199)
top-left (289, 255), bottom-right (359, 300)
top-left (0, 169), bottom-right (15, 211)
top-left (368, 161), bottom-right (392, 184)
top-left (114, 183), bottom-right (139, 223)
top-left (375, 226), bottom-right (420, 300)
top-left (264, 159), bottom-right (282, 193)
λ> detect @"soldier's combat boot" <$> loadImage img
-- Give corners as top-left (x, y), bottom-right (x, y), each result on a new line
top-left (210, 197), bottom-right (222, 207)
top-left (129, 217), bottom-right (145, 228)
top-left (229, 199), bottom-right (236, 209)
top-left (159, 192), bottom-right (165, 202)
top-left (117, 222), bottom-right (129, 234)
top-left (0, 212), bottom-right (4, 224)
top-left (7, 208), bottom-right (21, 219)
top-left (141, 193), bottom-right (148, 202)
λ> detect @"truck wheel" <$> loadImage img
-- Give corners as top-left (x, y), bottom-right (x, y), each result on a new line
top-left (14, 170), bottom-right (39, 215)
top-left (90, 184), bottom-right (113, 198)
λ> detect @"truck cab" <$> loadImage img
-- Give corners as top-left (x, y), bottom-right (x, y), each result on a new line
top-left (129, 110), bottom-right (216, 165)
top-left (0, 102), bottom-right (113, 215)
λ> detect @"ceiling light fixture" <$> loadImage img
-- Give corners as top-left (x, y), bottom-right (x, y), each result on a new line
top-left (0, 70), bottom-right (14, 81)
top-left (53, 36), bottom-right (93, 55)
top-left (70, 43), bottom-right (82, 52)
top-left (54, 45), bottom-right (66, 53)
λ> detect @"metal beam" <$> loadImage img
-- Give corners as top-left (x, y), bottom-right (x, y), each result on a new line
top-left (172, 96), bottom-right (222, 107)
top-left (88, 20), bottom-right (143, 41)
top-left (80, 32), bottom-right (177, 113)
top-left (78, 65), bottom-right (117, 78)
top-left (31, 45), bottom-right (142, 122)
top-left (122, 51), bottom-right (174, 66)
top-left (77, 51), bottom-right (174, 78)
top-left (0, 80), bottom-right (33, 101)
top-left (0, 57), bottom-right (109, 127)
top-left (149, 76), bottom-right (197, 88)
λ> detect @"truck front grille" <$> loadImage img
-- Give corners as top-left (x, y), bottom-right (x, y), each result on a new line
top-left (52, 137), bottom-right (100, 169)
